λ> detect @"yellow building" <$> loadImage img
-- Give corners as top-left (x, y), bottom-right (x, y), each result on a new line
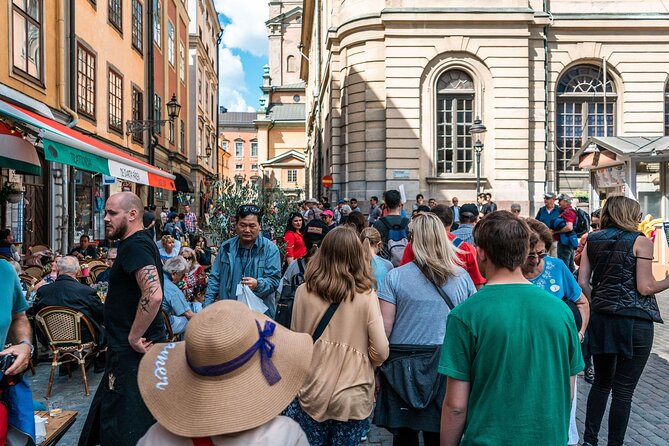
top-left (255, 1), bottom-right (306, 198)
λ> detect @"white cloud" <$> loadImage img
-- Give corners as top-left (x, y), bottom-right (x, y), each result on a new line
top-left (214, 0), bottom-right (269, 57)
top-left (218, 47), bottom-right (257, 112)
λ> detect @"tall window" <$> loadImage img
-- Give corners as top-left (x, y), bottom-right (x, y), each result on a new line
top-left (235, 141), bottom-right (243, 157)
top-left (12, 0), bottom-right (43, 83)
top-left (251, 140), bottom-right (258, 157)
top-left (179, 119), bottom-right (185, 152)
top-left (153, 94), bottom-right (162, 134)
top-left (131, 0), bottom-right (143, 52)
top-left (169, 120), bottom-right (174, 143)
top-left (108, 69), bottom-right (123, 132)
top-left (153, 0), bottom-right (161, 47)
top-left (287, 169), bottom-right (297, 183)
top-left (131, 87), bottom-right (143, 143)
top-left (665, 82), bottom-right (669, 136)
top-left (167, 21), bottom-right (175, 66)
top-left (435, 70), bottom-right (474, 175)
top-left (556, 65), bottom-right (616, 172)
top-left (179, 42), bottom-right (185, 81)
top-left (108, 0), bottom-right (122, 32)
top-left (223, 140), bottom-right (229, 152)
top-left (77, 43), bottom-right (96, 119)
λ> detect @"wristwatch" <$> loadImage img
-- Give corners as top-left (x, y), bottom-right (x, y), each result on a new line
top-left (18, 340), bottom-right (34, 357)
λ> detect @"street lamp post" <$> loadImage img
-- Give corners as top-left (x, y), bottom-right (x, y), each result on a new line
top-left (469, 117), bottom-right (487, 197)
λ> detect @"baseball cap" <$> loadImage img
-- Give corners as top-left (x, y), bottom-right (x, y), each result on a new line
top-left (337, 199), bottom-right (345, 204)
top-left (303, 219), bottom-right (330, 248)
top-left (305, 197), bottom-right (319, 204)
top-left (460, 204), bottom-right (479, 216)
top-left (557, 193), bottom-right (572, 202)
top-left (321, 210), bottom-right (334, 218)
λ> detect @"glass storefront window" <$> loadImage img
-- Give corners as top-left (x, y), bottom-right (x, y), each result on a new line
top-left (636, 161), bottom-right (661, 219)
top-left (74, 170), bottom-right (107, 241)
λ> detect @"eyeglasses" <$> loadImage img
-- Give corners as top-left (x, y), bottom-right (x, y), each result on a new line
top-left (237, 205), bottom-right (262, 215)
top-left (527, 251), bottom-right (547, 260)
top-left (590, 223), bottom-right (599, 229)
top-left (183, 256), bottom-right (193, 260)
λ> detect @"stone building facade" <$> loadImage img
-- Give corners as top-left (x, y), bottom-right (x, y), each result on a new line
top-left (300, 0), bottom-right (669, 214)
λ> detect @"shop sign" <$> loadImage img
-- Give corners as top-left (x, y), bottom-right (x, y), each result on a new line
top-left (593, 165), bottom-right (625, 188)
top-left (108, 160), bottom-right (149, 185)
top-left (102, 175), bottom-right (117, 185)
top-left (44, 139), bottom-right (110, 175)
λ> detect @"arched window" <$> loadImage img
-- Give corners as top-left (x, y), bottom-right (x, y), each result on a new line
top-left (556, 65), bottom-right (616, 172)
top-left (665, 81), bottom-right (669, 136)
top-left (435, 70), bottom-right (475, 175)
top-left (287, 55), bottom-right (296, 73)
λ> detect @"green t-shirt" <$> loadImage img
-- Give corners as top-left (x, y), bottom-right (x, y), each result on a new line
top-left (439, 283), bottom-right (584, 446)
top-left (0, 260), bottom-right (29, 347)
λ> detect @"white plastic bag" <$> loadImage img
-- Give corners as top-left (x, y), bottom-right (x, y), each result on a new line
top-left (237, 284), bottom-right (269, 314)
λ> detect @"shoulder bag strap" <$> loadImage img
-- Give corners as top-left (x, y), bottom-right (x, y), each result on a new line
top-left (415, 262), bottom-right (456, 310)
top-left (312, 303), bottom-right (340, 342)
top-left (297, 258), bottom-right (305, 275)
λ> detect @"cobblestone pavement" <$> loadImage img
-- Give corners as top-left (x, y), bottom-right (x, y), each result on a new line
top-left (26, 292), bottom-right (669, 445)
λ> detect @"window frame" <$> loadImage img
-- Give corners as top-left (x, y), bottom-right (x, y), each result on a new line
top-left (11, 0), bottom-right (45, 86)
top-left (235, 141), bottom-right (244, 157)
top-left (664, 82), bottom-right (669, 136)
top-left (235, 163), bottom-right (243, 170)
top-left (153, 0), bottom-right (162, 48)
top-left (434, 70), bottom-right (476, 176)
top-left (131, 86), bottom-right (144, 143)
top-left (179, 41), bottom-right (185, 81)
top-left (108, 0), bottom-right (122, 33)
top-left (153, 94), bottom-right (162, 134)
top-left (179, 119), bottom-right (185, 152)
top-left (287, 169), bottom-right (298, 183)
top-left (107, 66), bottom-right (124, 134)
top-left (556, 65), bottom-right (617, 172)
top-left (77, 41), bottom-right (97, 121)
top-left (251, 140), bottom-right (258, 157)
top-left (167, 21), bottom-right (175, 66)
top-left (131, 0), bottom-right (143, 54)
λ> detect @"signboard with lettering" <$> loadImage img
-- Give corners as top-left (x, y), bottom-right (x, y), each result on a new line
top-left (393, 170), bottom-right (411, 180)
top-left (108, 160), bottom-right (149, 185)
top-left (43, 139), bottom-right (110, 174)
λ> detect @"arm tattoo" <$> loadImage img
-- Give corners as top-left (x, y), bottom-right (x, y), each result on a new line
top-left (137, 265), bottom-right (161, 314)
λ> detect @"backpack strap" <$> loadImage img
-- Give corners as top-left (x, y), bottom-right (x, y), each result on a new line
top-left (312, 303), bottom-right (340, 342)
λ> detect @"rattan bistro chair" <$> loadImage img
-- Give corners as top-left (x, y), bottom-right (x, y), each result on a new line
top-left (24, 265), bottom-right (46, 280)
top-left (89, 265), bottom-right (108, 283)
top-left (35, 306), bottom-right (102, 397)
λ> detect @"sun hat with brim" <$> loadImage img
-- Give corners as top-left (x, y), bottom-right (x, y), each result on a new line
top-left (138, 300), bottom-right (313, 438)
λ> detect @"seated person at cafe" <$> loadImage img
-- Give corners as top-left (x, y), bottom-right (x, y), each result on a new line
top-left (70, 234), bottom-right (99, 259)
top-left (95, 247), bottom-right (117, 284)
top-left (162, 256), bottom-right (200, 335)
top-left (33, 256), bottom-right (105, 345)
top-left (0, 228), bottom-right (21, 261)
top-left (157, 234), bottom-right (181, 262)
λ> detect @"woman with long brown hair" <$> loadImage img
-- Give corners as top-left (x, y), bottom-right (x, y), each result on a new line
top-left (284, 227), bottom-right (389, 445)
top-left (375, 212), bottom-right (476, 446)
top-left (579, 196), bottom-right (669, 446)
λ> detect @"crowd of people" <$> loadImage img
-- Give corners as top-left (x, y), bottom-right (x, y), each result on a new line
top-left (0, 188), bottom-right (667, 446)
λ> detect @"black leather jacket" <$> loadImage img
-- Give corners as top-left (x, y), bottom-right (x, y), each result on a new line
top-left (587, 228), bottom-right (663, 323)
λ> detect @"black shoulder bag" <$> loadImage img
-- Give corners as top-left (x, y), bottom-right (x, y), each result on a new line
top-left (416, 262), bottom-right (456, 310)
top-left (275, 259), bottom-right (306, 329)
top-left (312, 303), bottom-right (340, 342)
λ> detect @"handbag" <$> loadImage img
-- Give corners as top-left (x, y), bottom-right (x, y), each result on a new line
top-left (275, 259), bottom-right (306, 329)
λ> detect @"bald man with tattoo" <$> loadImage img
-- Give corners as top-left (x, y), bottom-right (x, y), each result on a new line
top-left (80, 192), bottom-right (166, 446)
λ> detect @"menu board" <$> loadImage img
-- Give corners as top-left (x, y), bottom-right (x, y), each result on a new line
top-left (594, 165), bottom-right (626, 188)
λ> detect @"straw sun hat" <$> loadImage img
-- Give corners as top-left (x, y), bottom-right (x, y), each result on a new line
top-left (138, 300), bottom-right (314, 438)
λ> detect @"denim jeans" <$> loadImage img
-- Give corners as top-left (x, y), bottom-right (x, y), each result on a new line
top-left (557, 243), bottom-right (575, 272)
top-left (583, 321), bottom-right (654, 446)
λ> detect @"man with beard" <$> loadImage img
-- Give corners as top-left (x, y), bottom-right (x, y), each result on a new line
top-left (79, 192), bottom-right (165, 446)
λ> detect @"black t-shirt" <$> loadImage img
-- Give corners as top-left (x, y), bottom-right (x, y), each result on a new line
top-left (143, 211), bottom-right (156, 228)
top-left (104, 229), bottom-right (165, 350)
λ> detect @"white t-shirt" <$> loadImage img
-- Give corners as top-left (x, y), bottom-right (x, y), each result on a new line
top-left (137, 416), bottom-right (309, 446)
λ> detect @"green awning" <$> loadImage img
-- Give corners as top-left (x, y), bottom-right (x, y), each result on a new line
top-left (43, 138), bottom-right (110, 175)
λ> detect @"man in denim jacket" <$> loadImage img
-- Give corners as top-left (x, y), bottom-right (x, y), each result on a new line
top-left (204, 205), bottom-right (281, 316)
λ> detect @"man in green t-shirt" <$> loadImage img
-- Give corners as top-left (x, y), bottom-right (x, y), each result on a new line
top-left (439, 211), bottom-right (584, 446)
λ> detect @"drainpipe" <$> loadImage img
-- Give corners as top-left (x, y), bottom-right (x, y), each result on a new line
top-left (57, 0), bottom-right (78, 126)
top-left (147, 0), bottom-right (156, 205)
top-left (216, 30), bottom-right (223, 180)
top-left (315, 0), bottom-right (322, 197)
top-left (543, 0), bottom-right (552, 195)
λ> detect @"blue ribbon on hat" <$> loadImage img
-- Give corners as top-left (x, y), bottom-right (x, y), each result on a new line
top-left (186, 320), bottom-right (281, 386)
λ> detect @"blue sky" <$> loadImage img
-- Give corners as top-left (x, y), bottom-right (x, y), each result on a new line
top-left (215, 1), bottom-right (269, 112)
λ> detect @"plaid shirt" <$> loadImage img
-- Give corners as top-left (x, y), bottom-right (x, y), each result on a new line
top-left (184, 212), bottom-right (197, 233)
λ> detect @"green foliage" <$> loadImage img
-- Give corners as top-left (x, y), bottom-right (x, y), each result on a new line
top-left (206, 177), bottom-right (300, 251)
top-left (573, 190), bottom-right (589, 202)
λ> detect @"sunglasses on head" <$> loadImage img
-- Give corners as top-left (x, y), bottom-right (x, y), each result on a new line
top-left (237, 205), bottom-right (262, 215)
top-left (527, 251), bottom-right (548, 260)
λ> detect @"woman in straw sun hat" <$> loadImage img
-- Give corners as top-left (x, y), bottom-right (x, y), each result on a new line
top-left (136, 300), bottom-right (313, 445)
top-left (283, 226), bottom-right (389, 445)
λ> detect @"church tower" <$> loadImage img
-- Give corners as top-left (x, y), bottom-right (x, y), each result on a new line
top-left (266, 0), bottom-right (303, 87)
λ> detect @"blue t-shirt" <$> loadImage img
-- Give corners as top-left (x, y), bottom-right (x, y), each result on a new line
top-left (162, 274), bottom-right (191, 317)
top-left (0, 260), bottom-right (29, 347)
top-left (371, 255), bottom-right (393, 289)
top-left (536, 206), bottom-right (560, 230)
top-left (528, 256), bottom-right (581, 302)
top-left (378, 262), bottom-right (476, 345)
